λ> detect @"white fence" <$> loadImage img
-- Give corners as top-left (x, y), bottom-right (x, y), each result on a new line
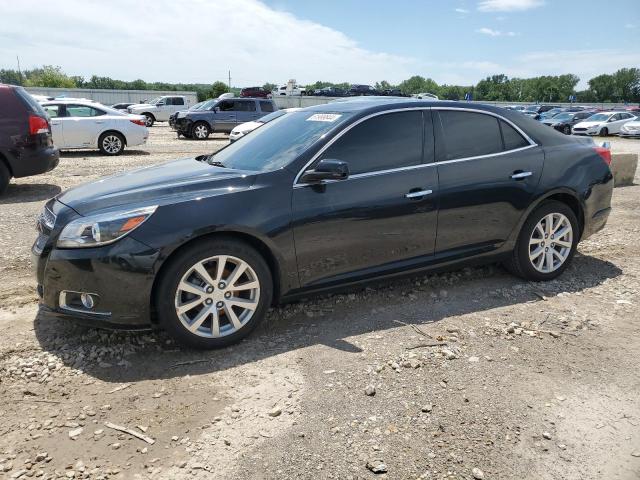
top-left (273, 96), bottom-right (635, 110)
top-left (24, 87), bottom-right (198, 105)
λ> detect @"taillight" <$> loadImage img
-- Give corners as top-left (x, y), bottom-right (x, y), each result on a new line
top-left (29, 115), bottom-right (49, 135)
top-left (594, 146), bottom-right (612, 166)
top-left (130, 119), bottom-right (146, 126)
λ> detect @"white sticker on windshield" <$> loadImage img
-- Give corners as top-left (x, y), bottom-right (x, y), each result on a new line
top-left (306, 113), bottom-right (342, 122)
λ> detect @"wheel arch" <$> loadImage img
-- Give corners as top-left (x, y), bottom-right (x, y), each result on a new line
top-left (149, 230), bottom-right (284, 323)
top-left (142, 112), bottom-right (156, 121)
top-left (0, 151), bottom-right (14, 177)
top-left (97, 129), bottom-right (127, 146)
top-left (508, 188), bottom-right (585, 248)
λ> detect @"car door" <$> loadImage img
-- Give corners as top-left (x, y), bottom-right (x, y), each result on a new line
top-left (58, 104), bottom-right (107, 148)
top-left (42, 104), bottom-right (66, 148)
top-left (214, 100), bottom-right (237, 132)
top-left (236, 100), bottom-right (259, 123)
top-left (170, 97), bottom-right (185, 116)
top-left (433, 108), bottom-right (543, 254)
top-left (292, 110), bottom-right (439, 288)
top-left (611, 113), bottom-right (633, 133)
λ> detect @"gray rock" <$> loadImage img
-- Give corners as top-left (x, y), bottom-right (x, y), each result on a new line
top-left (366, 460), bottom-right (388, 474)
top-left (365, 385), bottom-right (376, 396)
top-left (268, 406), bottom-right (282, 417)
top-left (472, 467), bottom-right (485, 479)
top-left (542, 432), bottom-right (552, 440)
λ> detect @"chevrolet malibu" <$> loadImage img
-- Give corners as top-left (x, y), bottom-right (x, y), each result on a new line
top-left (33, 100), bottom-right (614, 349)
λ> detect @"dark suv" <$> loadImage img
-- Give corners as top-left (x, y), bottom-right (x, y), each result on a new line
top-left (348, 84), bottom-right (378, 96)
top-left (240, 87), bottom-right (271, 99)
top-left (0, 84), bottom-right (59, 194)
top-left (173, 98), bottom-right (277, 140)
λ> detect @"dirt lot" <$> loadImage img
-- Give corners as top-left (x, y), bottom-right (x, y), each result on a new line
top-left (0, 126), bottom-right (639, 480)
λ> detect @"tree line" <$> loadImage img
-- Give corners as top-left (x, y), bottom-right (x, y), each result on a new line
top-left (1, 65), bottom-right (638, 104)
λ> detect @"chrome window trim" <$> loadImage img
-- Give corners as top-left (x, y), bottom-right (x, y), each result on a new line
top-left (293, 106), bottom-right (538, 188)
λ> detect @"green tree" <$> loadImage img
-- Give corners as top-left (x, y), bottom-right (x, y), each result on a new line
top-left (263, 82), bottom-right (277, 93)
top-left (0, 69), bottom-right (24, 85)
top-left (210, 81), bottom-right (229, 98)
top-left (24, 65), bottom-right (76, 88)
top-left (374, 80), bottom-right (393, 91)
top-left (613, 68), bottom-right (640, 102)
top-left (588, 74), bottom-right (616, 102)
top-left (397, 76), bottom-right (439, 95)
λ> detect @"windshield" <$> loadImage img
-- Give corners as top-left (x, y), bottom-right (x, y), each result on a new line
top-left (208, 111), bottom-right (353, 172)
top-left (192, 99), bottom-right (217, 111)
top-left (257, 110), bottom-right (287, 124)
top-left (525, 105), bottom-right (539, 111)
top-left (586, 113), bottom-right (610, 122)
top-left (146, 97), bottom-right (162, 105)
top-left (543, 108), bottom-right (563, 116)
top-left (553, 113), bottom-right (573, 121)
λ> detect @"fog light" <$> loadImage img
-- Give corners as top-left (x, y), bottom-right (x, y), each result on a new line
top-left (80, 293), bottom-right (95, 309)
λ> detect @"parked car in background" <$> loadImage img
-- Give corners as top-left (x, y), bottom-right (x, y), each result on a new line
top-left (542, 111), bottom-right (596, 135)
top-left (381, 89), bottom-right (409, 97)
top-left (414, 93), bottom-right (439, 100)
top-left (111, 102), bottom-right (136, 111)
top-left (0, 84), bottom-right (59, 194)
top-left (572, 111), bottom-right (637, 136)
top-left (312, 87), bottom-right (347, 97)
top-left (272, 83), bottom-right (306, 96)
top-left (30, 94), bottom-right (55, 103)
top-left (503, 105), bottom-right (527, 112)
top-left (523, 105), bottom-right (555, 118)
top-left (127, 96), bottom-right (193, 127)
top-left (229, 108), bottom-right (301, 142)
top-left (240, 87), bottom-right (271, 98)
top-left (538, 107), bottom-right (567, 121)
top-left (619, 118), bottom-right (640, 138)
top-left (173, 98), bottom-right (277, 139)
top-left (169, 99), bottom-right (215, 128)
top-left (41, 100), bottom-right (148, 155)
top-left (348, 84), bottom-right (378, 96)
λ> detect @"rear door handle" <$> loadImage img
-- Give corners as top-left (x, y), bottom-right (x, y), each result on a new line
top-left (405, 189), bottom-right (433, 199)
top-left (511, 171), bottom-right (532, 180)
top-left (95, 121), bottom-right (105, 124)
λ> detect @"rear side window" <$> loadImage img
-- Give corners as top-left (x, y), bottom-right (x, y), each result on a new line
top-left (319, 111), bottom-right (423, 175)
top-left (66, 105), bottom-right (105, 117)
top-left (438, 111), bottom-right (502, 160)
top-left (14, 87), bottom-right (47, 116)
top-left (172, 97), bottom-right (184, 105)
top-left (499, 120), bottom-right (529, 150)
top-left (260, 101), bottom-right (274, 112)
top-left (235, 101), bottom-right (256, 112)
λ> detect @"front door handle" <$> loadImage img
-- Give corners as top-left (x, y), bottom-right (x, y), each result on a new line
top-left (95, 121), bottom-right (105, 124)
top-left (511, 171), bottom-right (533, 180)
top-left (405, 189), bottom-right (433, 199)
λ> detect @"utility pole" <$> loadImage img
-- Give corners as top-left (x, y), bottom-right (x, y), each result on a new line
top-left (16, 55), bottom-right (23, 85)
top-left (228, 70), bottom-right (231, 91)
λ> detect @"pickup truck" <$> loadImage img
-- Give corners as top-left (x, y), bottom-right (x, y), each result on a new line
top-left (127, 96), bottom-right (193, 127)
top-left (172, 98), bottom-right (277, 139)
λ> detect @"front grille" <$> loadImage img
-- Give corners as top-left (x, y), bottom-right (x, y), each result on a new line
top-left (573, 128), bottom-right (587, 131)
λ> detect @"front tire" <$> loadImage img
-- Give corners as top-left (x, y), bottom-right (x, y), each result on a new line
top-left (98, 132), bottom-right (125, 155)
top-left (155, 238), bottom-right (273, 349)
top-left (143, 114), bottom-right (155, 127)
top-left (0, 162), bottom-right (10, 195)
top-left (600, 127), bottom-right (608, 137)
top-left (505, 201), bottom-right (579, 281)
top-left (191, 122), bottom-right (210, 140)
top-left (562, 125), bottom-right (571, 135)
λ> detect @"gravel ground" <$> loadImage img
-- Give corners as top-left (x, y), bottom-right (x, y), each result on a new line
top-left (0, 126), bottom-right (639, 480)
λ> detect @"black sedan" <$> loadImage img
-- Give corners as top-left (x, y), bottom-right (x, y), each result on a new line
top-left (542, 111), bottom-right (596, 135)
top-left (33, 100), bottom-right (613, 349)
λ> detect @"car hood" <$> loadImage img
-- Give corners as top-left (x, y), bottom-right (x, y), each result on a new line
top-left (129, 103), bottom-right (155, 110)
top-left (57, 157), bottom-right (256, 215)
top-left (574, 121), bottom-right (604, 128)
top-left (232, 121), bottom-right (262, 134)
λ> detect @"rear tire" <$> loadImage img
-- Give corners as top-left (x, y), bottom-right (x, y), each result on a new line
top-left (155, 238), bottom-right (273, 349)
top-left (143, 114), bottom-right (155, 127)
top-left (191, 122), bottom-right (210, 140)
top-left (562, 125), bottom-right (571, 135)
top-left (504, 201), bottom-right (579, 282)
top-left (98, 132), bottom-right (125, 155)
top-left (0, 162), bottom-right (10, 195)
top-left (600, 127), bottom-right (609, 136)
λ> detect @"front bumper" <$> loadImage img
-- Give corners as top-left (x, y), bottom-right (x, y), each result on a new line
top-left (619, 131), bottom-right (640, 138)
top-left (33, 232), bottom-right (160, 328)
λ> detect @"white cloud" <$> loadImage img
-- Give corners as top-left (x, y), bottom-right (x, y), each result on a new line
top-left (455, 8), bottom-right (470, 13)
top-left (625, 23), bottom-right (637, 29)
top-left (0, 0), bottom-right (417, 85)
top-left (476, 27), bottom-right (517, 36)
top-left (478, 0), bottom-right (544, 12)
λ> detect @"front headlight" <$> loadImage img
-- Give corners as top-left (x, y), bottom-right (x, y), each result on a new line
top-left (57, 206), bottom-right (157, 248)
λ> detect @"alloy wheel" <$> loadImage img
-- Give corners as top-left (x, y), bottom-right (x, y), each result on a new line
top-left (174, 255), bottom-right (260, 338)
top-left (193, 124), bottom-right (208, 139)
top-left (102, 135), bottom-right (122, 154)
top-left (528, 213), bottom-right (573, 273)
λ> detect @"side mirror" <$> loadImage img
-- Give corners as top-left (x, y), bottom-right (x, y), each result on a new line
top-left (213, 107), bottom-right (220, 112)
top-left (300, 159), bottom-right (349, 183)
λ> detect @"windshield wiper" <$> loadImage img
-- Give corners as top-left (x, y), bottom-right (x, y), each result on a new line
top-left (208, 159), bottom-right (227, 168)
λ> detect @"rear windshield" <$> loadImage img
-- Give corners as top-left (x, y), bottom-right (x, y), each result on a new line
top-left (208, 111), bottom-right (354, 172)
top-left (15, 88), bottom-right (48, 116)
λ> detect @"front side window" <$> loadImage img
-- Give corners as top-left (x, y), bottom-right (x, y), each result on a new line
top-left (43, 104), bottom-right (62, 118)
top-left (438, 111), bottom-right (502, 160)
top-left (318, 111), bottom-right (424, 175)
top-left (65, 105), bottom-right (105, 117)
top-left (219, 100), bottom-right (234, 111)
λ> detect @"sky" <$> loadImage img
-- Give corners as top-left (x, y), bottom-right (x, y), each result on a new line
top-left (0, 0), bottom-right (638, 89)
